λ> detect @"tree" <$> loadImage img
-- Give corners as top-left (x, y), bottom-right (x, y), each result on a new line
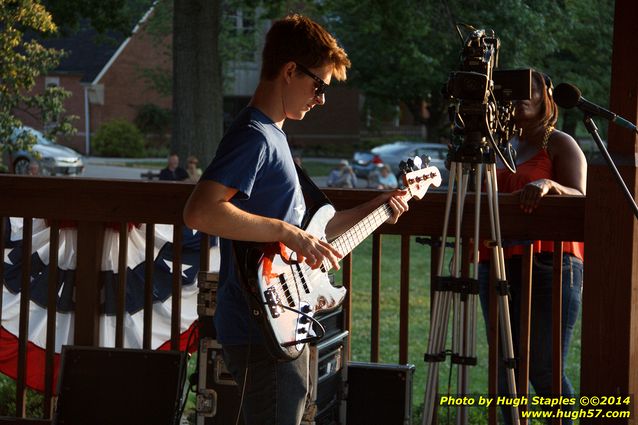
top-left (539, 0), bottom-right (614, 137)
top-left (171, 0), bottom-right (223, 165)
top-left (0, 0), bottom-right (76, 172)
top-left (147, 0), bottom-right (286, 164)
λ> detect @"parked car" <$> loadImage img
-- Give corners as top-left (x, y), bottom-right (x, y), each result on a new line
top-left (351, 141), bottom-right (449, 188)
top-left (5, 127), bottom-right (84, 176)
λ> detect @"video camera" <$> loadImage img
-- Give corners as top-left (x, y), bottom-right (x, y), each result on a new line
top-left (445, 26), bottom-right (531, 168)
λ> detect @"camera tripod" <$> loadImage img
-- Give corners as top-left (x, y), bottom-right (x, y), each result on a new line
top-left (421, 148), bottom-right (520, 425)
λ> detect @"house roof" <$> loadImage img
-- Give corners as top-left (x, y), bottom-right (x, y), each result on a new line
top-left (33, 4), bottom-right (156, 84)
top-left (38, 28), bottom-right (127, 83)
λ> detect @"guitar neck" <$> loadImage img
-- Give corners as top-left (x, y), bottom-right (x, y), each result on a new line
top-left (330, 192), bottom-right (411, 258)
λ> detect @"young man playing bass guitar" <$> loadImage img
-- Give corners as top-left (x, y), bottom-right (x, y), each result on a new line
top-left (183, 14), bottom-right (411, 425)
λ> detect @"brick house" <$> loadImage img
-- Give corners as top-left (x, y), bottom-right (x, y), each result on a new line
top-left (26, 7), bottom-right (361, 156)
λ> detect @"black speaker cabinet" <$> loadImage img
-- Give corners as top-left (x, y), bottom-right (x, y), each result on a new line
top-left (306, 330), bottom-right (348, 425)
top-left (345, 362), bottom-right (415, 425)
top-left (196, 338), bottom-right (245, 425)
top-left (54, 346), bottom-right (187, 425)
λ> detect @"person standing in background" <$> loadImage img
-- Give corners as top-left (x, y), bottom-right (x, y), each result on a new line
top-left (185, 155), bottom-right (202, 182)
top-left (159, 152), bottom-right (188, 181)
top-left (478, 70), bottom-right (586, 424)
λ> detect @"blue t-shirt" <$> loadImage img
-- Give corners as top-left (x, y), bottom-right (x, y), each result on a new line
top-left (201, 107), bottom-right (306, 344)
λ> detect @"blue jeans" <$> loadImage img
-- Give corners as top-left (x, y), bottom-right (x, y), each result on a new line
top-left (222, 344), bottom-right (310, 425)
top-left (478, 253), bottom-right (583, 424)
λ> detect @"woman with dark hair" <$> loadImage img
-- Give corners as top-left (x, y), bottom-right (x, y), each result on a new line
top-left (478, 70), bottom-right (587, 424)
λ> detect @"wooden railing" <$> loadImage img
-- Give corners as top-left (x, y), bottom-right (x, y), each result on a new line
top-left (0, 176), bottom-right (585, 424)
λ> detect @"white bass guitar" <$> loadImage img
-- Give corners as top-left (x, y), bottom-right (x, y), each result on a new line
top-left (234, 164), bottom-right (442, 360)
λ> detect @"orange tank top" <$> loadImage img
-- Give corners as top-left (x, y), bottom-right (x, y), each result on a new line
top-left (480, 148), bottom-right (584, 261)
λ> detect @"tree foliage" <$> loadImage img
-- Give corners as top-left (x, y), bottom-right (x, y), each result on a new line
top-left (322, 0), bottom-right (437, 127)
top-left (0, 0), bottom-right (76, 170)
top-left (44, 0), bottom-right (155, 35)
top-left (321, 0), bottom-right (614, 138)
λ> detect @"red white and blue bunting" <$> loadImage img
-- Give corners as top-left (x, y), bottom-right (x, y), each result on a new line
top-left (1, 218), bottom-right (216, 392)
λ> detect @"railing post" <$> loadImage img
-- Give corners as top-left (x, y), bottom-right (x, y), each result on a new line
top-left (171, 224), bottom-right (183, 350)
top-left (16, 217), bottom-right (32, 417)
top-left (115, 223), bottom-right (128, 348)
top-left (518, 244), bottom-right (533, 425)
top-left (343, 253), bottom-right (353, 360)
top-left (371, 233), bottom-right (382, 362)
top-left (552, 243), bottom-right (563, 425)
top-left (44, 221), bottom-right (60, 417)
top-left (399, 234), bottom-right (410, 364)
top-left (143, 223), bottom-right (155, 349)
top-left (74, 222), bottom-right (105, 346)
top-left (581, 1), bottom-right (638, 423)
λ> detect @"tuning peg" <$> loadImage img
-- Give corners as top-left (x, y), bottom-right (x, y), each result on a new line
top-left (398, 160), bottom-right (408, 173)
top-left (406, 158), bottom-right (415, 171)
top-left (412, 156), bottom-right (422, 170)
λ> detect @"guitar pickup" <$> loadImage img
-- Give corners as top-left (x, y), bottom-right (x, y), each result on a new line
top-left (264, 286), bottom-right (283, 318)
top-left (279, 274), bottom-right (296, 306)
top-left (294, 264), bottom-right (311, 294)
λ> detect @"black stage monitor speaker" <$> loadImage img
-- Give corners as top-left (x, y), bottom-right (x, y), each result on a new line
top-left (54, 346), bottom-right (187, 425)
top-left (346, 362), bottom-right (415, 425)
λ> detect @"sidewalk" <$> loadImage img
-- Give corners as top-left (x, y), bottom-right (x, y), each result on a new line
top-left (84, 156), bottom-right (367, 187)
top-left (85, 156), bottom-right (165, 165)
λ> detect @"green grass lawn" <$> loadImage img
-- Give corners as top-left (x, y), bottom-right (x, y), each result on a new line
top-left (336, 234), bottom-right (582, 424)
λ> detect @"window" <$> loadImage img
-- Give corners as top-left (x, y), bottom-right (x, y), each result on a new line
top-left (44, 76), bottom-right (61, 132)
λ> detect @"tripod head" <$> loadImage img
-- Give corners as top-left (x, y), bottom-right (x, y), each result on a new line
top-left (444, 25), bottom-right (531, 170)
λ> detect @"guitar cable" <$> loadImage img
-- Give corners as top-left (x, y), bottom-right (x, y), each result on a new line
top-left (234, 301), bottom-right (253, 425)
top-left (274, 303), bottom-right (327, 346)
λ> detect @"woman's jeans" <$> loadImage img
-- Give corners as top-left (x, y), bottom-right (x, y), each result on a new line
top-left (222, 343), bottom-right (311, 425)
top-left (478, 252), bottom-right (583, 424)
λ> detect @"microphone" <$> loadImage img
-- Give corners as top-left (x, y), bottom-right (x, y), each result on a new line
top-left (554, 83), bottom-right (637, 133)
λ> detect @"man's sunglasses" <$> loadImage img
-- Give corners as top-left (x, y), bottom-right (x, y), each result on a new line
top-left (295, 63), bottom-right (327, 98)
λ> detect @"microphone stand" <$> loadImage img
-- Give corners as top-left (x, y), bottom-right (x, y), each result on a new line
top-left (583, 115), bottom-right (638, 220)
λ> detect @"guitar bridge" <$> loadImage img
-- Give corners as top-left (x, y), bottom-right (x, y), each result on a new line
top-left (264, 286), bottom-right (284, 318)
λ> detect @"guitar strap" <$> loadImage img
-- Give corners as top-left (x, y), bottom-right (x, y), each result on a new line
top-left (294, 163), bottom-right (332, 229)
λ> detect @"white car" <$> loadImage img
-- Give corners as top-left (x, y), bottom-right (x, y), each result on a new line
top-left (351, 141), bottom-right (449, 188)
top-left (8, 127), bottom-right (84, 176)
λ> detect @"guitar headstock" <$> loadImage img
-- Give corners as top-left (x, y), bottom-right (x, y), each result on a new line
top-left (399, 158), bottom-right (442, 200)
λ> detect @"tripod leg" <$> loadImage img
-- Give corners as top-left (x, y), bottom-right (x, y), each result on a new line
top-left (424, 161), bottom-right (481, 425)
top-left (453, 166), bottom-right (471, 425)
top-left (422, 162), bottom-right (461, 425)
top-left (469, 163), bottom-right (482, 368)
top-left (454, 164), bottom-right (483, 425)
top-left (452, 164), bottom-right (467, 364)
top-left (485, 164), bottom-right (520, 425)
top-left (436, 162), bottom-right (457, 274)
